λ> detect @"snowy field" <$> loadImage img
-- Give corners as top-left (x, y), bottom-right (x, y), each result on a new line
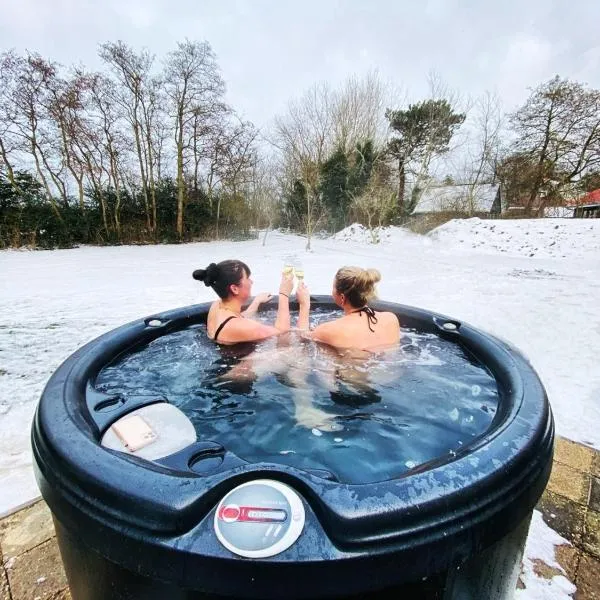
top-left (1, 217), bottom-right (599, 598)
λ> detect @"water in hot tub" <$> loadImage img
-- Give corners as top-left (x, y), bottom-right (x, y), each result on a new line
top-left (95, 307), bottom-right (498, 484)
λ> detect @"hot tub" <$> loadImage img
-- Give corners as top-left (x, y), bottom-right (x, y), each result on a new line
top-left (31, 297), bottom-right (554, 599)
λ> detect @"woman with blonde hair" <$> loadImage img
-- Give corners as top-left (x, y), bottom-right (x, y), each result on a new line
top-left (298, 266), bottom-right (400, 351)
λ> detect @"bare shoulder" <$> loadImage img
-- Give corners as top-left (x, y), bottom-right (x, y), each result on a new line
top-left (206, 302), bottom-right (221, 336)
top-left (378, 311), bottom-right (400, 326)
top-left (378, 311), bottom-right (401, 339)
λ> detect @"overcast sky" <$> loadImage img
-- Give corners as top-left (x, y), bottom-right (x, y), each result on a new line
top-left (2, 0), bottom-right (600, 130)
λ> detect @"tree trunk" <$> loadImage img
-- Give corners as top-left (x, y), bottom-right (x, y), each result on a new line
top-left (0, 138), bottom-right (21, 194)
top-left (31, 140), bottom-right (62, 222)
top-left (56, 111), bottom-right (84, 210)
top-left (193, 116), bottom-right (200, 196)
top-left (77, 177), bottom-right (84, 211)
top-left (176, 115), bottom-right (185, 241)
top-left (305, 188), bottom-right (312, 251)
top-left (215, 196), bottom-right (221, 240)
top-left (41, 153), bottom-right (68, 207)
top-left (145, 129), bottom-right (157, 236)
top-left (107, 147), bottom-right (122, 239)
top-left (83, 153), bottom-right (109, 236)
top-left (525, 107), bottom-right (553, 215)
top-left (133, 119), bottom-right (151, 231)
top-left (398, 158), bottom-right (406, 214)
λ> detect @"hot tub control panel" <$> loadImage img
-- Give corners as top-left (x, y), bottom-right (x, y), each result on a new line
top-left (214, 479), bottom-right (305, 558)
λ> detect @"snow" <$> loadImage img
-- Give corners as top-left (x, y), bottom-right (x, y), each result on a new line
top-left (1, 218), bottom-right (599, 598)
top-left (333, 222), bottom-right (433, 245)
top-left (429, 217), bottom-right (600, 259)
top-left (516, 511), bottom-right (577, 599)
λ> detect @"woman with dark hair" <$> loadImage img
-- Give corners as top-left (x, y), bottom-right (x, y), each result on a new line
top-left (193, 259), bottom-right (294, 344)
top-left (300, 266), bottom-right (400, 351)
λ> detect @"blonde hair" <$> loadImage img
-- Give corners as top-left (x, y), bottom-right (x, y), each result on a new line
top-left (334, 266), bottom-right (381, 307)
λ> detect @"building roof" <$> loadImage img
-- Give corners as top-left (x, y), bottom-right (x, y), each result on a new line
top-left (414, 184), bottom-right (499, 213)
top-left (583, 189), bottom-right (600, 204)
top-left (566, 188), bottom-right (600, 207)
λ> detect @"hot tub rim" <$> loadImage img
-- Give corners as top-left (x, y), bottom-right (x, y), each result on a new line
top-left (32, 298), bottom-right (553, 554)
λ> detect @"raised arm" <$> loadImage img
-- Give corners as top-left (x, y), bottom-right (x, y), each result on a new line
top-left (296, 282), bottom-right (310, 331)
top-left (274, 272), bottom-right (294, 332)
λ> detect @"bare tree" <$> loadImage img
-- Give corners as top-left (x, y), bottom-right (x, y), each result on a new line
top-left (510, 76), bottom-right (600, 214)
top-left (349, 156), bottom-right (396, 241)
top-left (86, 72), bottom-right (129, 236)
top-left (46, 72), bottom-right (90, 210)
top-left (0, 52), bottom-right (22, 194)
top-left (100, 41), bottom-right (155, 232)
top-left (216, 120), bottom-right (258, 237)
top-left (139, 76), bottom-right (164, 230)
top-left (273, 82), bottom-right (334, 171)
top-left (450, 91), bottom-right (504, 214)
top-left (1, 51), bottom-right (66, 217)
top-left (164, 39), bottom-right (225, 240)
top-left (272, 83), bottom-right (334, 249)
top-left (332, 71), bottom-right (391, 153)
top-left (246, 159), bottom-right (280, 245)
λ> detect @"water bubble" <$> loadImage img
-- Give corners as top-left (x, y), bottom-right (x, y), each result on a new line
top-left (471, 385), bottom-right (481, 396)
top-left (405, 460), bottom-right (417, 468)
top-left (449, 408), bottom-right (459, 421)
top-left (311, 428), bottom-right (323, 437)
top-left (334, 438), bottom-right (343, 443)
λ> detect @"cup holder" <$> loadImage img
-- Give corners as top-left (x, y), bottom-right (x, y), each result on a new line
top-left (189, 452), bottom-right (224, 475)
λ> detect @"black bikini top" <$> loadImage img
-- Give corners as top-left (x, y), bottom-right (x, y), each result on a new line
top-left (351, 306), bottom-right (378, 333)
top-left (213, 315), bottom-right (238, 342)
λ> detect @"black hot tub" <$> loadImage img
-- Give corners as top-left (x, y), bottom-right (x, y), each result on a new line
top-left (32, 298), bottom-right (554, 600)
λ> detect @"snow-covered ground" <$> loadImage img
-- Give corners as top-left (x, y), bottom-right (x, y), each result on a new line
top-left (1, 217), bottom-right (599, 598)
top-left (430, 216), bottom-right (600, 259)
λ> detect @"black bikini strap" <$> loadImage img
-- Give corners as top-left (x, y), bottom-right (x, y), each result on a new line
top-left (351, 306), bottom-right (378, 333)
top-left (214, 315), bottom-right (238, 341)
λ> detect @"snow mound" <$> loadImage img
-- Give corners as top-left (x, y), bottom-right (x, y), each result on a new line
top-left (333, 223), bottom-right (387, 243)
top-left (429, 217), bottom-right (600, 259)
top-left (332, 223), bottom-right (426, 245)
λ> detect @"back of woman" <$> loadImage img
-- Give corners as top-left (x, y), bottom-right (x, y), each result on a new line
top-left (326, 309), bottom-right (399, 350)
top-left (310, 266), bottom-right (400, 351)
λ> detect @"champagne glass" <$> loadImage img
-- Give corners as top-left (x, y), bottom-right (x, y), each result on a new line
top-left (282, 256), bottom-right (295, 277)
top-left (294, 259), bottom-right (305, 282)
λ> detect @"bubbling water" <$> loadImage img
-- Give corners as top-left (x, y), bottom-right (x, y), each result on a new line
top-left (96, 308), bottom-right (498, 483)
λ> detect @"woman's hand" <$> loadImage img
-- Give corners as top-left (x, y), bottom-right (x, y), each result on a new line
top-left (242, 292), bottom-right (272, 317)
top-left (254, 292), bottom-right (273, 304)
top-left (296, 282), bottom-right (310, 307)
top-left (279, 272), bottom-right (294, 296)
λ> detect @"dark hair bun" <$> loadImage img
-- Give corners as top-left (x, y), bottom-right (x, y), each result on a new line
top-left (192, 263), bottom-right (219, 286)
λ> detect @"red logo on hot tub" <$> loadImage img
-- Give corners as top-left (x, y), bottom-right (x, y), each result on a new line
top-left (217, 504), bottom-right (287, 523)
